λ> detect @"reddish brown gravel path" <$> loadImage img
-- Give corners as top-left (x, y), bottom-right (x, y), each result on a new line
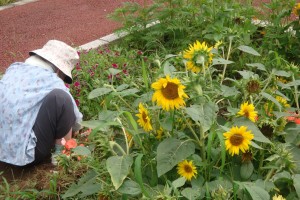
top-left (0, 0), bottom-right (148, 72)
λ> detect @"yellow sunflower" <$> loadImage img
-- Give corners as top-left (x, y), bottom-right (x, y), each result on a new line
top-left (273, 194), bottom-right (286, 200)
top-left (177, 160), bottom-right (197, 181)
top-left (125, 131), bottom-right (134, 148)
top-left (214, 40), bottom-right (223, 49)
top-left (156, 127), bottom-right (164, 140)
top-left (292, 3), bottom-right (300, 16)
top-left (237, 102), bottom-right (258, 122)
top-left (183, 40), bottom-right (213, 73)
top-left (223, 126), bottom-right (254, 156)
top-left (276, 96), bottom-right (290, 108)
top-left (136, 103), bottom-right (153, 132)
top-left (151, 75), bottom-right (189, 111)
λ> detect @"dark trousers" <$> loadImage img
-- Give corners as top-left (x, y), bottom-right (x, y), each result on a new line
top-left (31, 89), bottom-right (76, 165)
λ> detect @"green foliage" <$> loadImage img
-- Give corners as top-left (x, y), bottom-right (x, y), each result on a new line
top-left (0, 0), bottom-right (16, 6)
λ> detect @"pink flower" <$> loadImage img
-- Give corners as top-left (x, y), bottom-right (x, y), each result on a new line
top-left (75, 99), bottom-right (80, 106)
top-left (65, 84), bottom-right (70, 88)
top-left (90, 72), bottom-right (95, 77)
top-left (112, 63), bottom-right (118, 68)
top-left (76, 63), bottom-right (81, 71)
top-left (123, 69), bottom-right (128, 75)
top-left (74, 81), bottom-right (80, 87)
top-left (137, 50), bottom-right (143, 55)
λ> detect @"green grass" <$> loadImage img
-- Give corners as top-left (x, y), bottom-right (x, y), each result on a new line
top-left (0, 0), bottom-right (17, 6)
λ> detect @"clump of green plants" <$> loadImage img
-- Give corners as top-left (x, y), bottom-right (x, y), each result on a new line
top-left (0, 0), bottom-right (17, 6)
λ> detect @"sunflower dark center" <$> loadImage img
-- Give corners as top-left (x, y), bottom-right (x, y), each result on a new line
top-left (244, 110), bottom-right (249, 117)
top-left (230, 134), bottom-right (244, 146)
top-left (184, 165), bottom-right (192, 173)
top-left (142, 112), bottom-right (148, 123)
top-left (161, 82), bottom-right (179, 100)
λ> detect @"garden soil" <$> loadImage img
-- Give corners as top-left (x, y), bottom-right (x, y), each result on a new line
top-left (0, 0), bottom-right (297, 185)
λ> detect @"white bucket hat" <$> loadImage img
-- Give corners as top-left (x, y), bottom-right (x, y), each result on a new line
top-left (29, 40), bottom-right (79, 84)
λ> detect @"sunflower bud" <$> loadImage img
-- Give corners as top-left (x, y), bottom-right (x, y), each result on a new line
top-left (193, 84), bottom-right (203, 96)
top-left (246, 79), bottom-right (261, 94)
top-left (258, 120), bottom-right (275, 138)
top-left (211, 185), bottom-right (230, 200)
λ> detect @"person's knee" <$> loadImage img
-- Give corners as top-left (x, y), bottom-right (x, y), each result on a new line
top-left (47, 89), bottom-right (72, 104)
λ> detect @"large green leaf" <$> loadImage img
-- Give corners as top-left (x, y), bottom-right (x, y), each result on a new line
top-left (244, 184), bottom-right (270, 200)
top-left (106, 155), bottom-right (133, 190)
top-left (157, 138), bottom-right (195, 177)
top-left (237, 70), bottom-right (255, 79)
top-left (246, 63), bottom-right (266, 71)
top-left (185, 102), bottom-right (218, 132)
top-left (73, 146), bottom-right (91, 156)
top-left (237, 45), bottom-right (261, 56)
top-left (112, 88), bottom-right (139, 97)
top-left (282, 80), bottom-right (300, 89)
top-left (240, 162), bottom-right (254, 180)
top-left (62, 170), bottom-right (101, 199)
top-left (261, 92), bottom-right (282, 110)
top-left (163, 61), bottom-right (177, 76)
top-left (88, 87), bottom-right (112, 99)
top-left (273, 69), bottom-right (291, 77)
top-left (81, 120), bottom-right (120, 130)
top-left (220, 85), bottom-right (240, 97)
top-left (293, 174), bottom-right (300, 198)
top-left (117, 180), bottom-right (141, 196)
top-left (181, 187), bottom-right (200, 200)
top-left (233, 117), bottom-right (271, 144)
top-left (134, 154), bottom-right (150, 198)
top-left (109, 68), bottom-right (122, 75)
top-left (212, 58), bottom-right (234, 65)
top-left (172, 177), bottom-right (186, 189)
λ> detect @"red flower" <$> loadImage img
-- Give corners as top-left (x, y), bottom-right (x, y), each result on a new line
top-left (112, 63), bottom-right (118, 68)
top-left (294, 118), bottom-right (300, 124)
top-left (65, 138), bottom-right (77, 150)
top-left (74, 81), bottom-right (80, 87)
top-left (75, 99), bottom-right (80, 106)
top-left (65, 83), bottom-right (70, 88)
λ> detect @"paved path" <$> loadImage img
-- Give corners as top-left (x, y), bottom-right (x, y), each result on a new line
top-left (0, 0), bottom-right (146, 72)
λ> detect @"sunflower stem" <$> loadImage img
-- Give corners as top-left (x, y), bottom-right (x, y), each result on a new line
top-left (253, 70), bottom-right (274, 104)
top-left (258, 148), bottom-right (265, 174)
top-left (180, 110), bottom-right (200, 142)
top-left (220, 36), bottom-right (233, 84)
top-left (171, 109), bottom-right (176, 135)
top-left (116, 118), bottom-right (129, 155)
top-left (106, 84), bottom-right (135, 112)
top-left (292, 74), bottom-right (300, 112)
top-left (199, 123), bottom-right (206, 162)
top-left (265, 168), bottom-right (276, 182)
